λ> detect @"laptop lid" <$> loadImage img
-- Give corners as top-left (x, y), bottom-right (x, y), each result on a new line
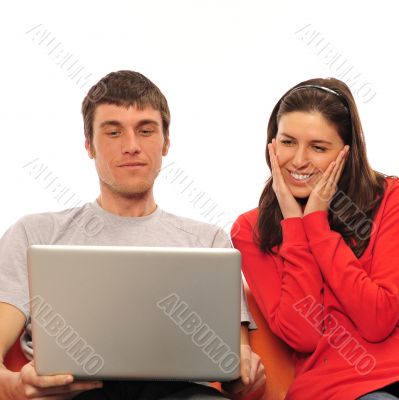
top-left (27, 245), bottom-right (241, 381)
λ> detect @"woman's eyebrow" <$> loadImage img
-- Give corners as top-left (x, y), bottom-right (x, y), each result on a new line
top-left (279, 133), bottom-right (333, 145)
top-left (310, 139), bottom-right (333, 145)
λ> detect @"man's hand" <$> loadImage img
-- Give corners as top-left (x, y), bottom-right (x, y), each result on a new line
top-left (13, 361), bottom-right (103, 400)
top-left (221, 344), bottom-right (266, 399)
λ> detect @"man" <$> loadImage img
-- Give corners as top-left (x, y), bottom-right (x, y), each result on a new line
top-left (0, 70), bottom-right (265, 399)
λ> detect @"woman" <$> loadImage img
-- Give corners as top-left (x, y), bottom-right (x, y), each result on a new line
top-left (232, 77), bottom-right (399, 400)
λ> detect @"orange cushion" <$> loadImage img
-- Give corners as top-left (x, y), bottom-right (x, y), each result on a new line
top-left (245, 284), bottom-right (295, 400)
top-left (4, 339), bottom-right (28, 372)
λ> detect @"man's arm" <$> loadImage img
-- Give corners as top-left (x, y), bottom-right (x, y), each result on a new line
top-left (221, 324), bottom-right (266, 399)
top-left (0, 302), bottom-right (102, 400)
top-left (0, 302), bottom-right (26, 363)
top-left (0, 302), bottom-right (26, 399)
top-left (211, 228), bottom-right (265, 397)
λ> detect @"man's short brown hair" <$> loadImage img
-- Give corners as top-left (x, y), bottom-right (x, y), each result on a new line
top-left (82, 70), bottom-right (170, 146)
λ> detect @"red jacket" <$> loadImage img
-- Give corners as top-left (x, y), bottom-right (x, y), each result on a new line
top-left (232, 178), bottom-right (399, 400)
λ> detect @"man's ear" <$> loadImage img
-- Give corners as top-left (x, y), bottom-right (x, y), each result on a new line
top-left (162, 136), bottom-right (170, 156)
top-left (85, 139), bottom-right (95, 159)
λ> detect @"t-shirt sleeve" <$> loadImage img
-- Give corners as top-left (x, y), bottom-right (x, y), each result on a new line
top-left (0, 218), bottom-right (30, 320)
top-left (212, 228), bottom-right (257, 329)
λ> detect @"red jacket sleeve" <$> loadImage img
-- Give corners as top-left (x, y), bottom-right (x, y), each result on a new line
top-left (302, 179), bottom-right (399, 342)
top-left (232, 210), bottom-right (323, 353)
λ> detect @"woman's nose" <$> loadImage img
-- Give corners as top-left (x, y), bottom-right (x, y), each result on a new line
top-left (291, 147), bottom-right (310, 169)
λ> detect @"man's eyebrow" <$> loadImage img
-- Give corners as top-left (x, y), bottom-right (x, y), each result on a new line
top-left (279, 133), bottom-right (333, 145)
top-left (99, 120), bottom-right (123, 129)
top-left (98, 119), bottom-right (160, 129)
top-left (137, 119), bottom-right (160, 127)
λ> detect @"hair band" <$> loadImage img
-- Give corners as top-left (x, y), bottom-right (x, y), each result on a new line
top-left (287, 84), bottom-right (349, 108)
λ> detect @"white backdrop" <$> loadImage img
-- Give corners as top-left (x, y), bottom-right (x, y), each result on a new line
top-left (1, 0), bottom-right (398, 235)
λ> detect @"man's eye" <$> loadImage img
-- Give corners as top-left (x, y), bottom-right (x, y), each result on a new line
top-left (140, 130), bottom-right (153, 136)
top-left (108, 131), bottom-right (120, 137)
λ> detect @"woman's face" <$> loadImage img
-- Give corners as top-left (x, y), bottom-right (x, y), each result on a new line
top-left (275, 111), bottom-right (346, 199)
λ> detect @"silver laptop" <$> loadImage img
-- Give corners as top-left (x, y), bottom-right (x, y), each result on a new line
top-left (27, 245), bottom-right (241, 381)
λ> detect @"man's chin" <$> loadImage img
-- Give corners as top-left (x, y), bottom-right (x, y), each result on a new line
top-left (120, 186), bottom-right (152, 198)
top-left (105, 181), bottom-right (153, 198)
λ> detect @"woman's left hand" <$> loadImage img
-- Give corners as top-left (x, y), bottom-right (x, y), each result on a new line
top-left (303, 145), bottom-right (350, 216)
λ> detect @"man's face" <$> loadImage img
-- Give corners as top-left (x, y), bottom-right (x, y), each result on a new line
top-left (86, 104), bottom-right (169, 197)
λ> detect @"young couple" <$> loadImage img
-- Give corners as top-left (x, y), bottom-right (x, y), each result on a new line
top-left (0, 70), bottom-right (398, 400)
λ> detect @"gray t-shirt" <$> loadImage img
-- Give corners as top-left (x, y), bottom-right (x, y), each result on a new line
top-left (0, 200), bottom-right (255, 360)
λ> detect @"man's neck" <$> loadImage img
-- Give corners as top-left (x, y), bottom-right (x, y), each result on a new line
top-left (97, 189), bottom-right (157, 218)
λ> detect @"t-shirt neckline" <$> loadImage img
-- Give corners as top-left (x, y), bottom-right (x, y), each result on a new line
top-left (89, 199), bottom-right (162, 224)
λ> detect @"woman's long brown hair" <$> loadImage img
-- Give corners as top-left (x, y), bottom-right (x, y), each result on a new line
top-left (257, 78), bottom-right (388, 258)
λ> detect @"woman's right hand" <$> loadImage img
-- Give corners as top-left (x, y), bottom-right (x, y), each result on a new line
top-left (268, 138), bottom-right (303, 219)
top-left (14, 361), bottom-right (103, 399)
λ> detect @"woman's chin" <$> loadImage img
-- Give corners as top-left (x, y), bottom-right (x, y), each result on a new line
top-left (289, 186), bottom-right (312, 199)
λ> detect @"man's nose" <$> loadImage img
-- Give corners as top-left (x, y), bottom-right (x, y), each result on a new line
top-left (121, 132), bottom-right (141, 154)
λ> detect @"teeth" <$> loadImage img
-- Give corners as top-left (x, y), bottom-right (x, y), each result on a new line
top-left (291, 172), bottom-right (311, 180)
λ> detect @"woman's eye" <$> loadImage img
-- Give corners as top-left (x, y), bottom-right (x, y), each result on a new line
top-left (281, 140), bottom-right (294, 145)
top-left (313, 146), bottom-right (327, 152)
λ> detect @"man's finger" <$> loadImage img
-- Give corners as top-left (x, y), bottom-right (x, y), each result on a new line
top-left (22, 362), bottom-right (74, 389)
top-left (22, 381), bottom-right (103, 398)
top-left (240, 356), bottom-right (251, 385)
top-left (240, 375), bottom-right (266, 397)
top-left (249, 355), bottom-right (261, 384)
top-left (222, 379), bottom-right (245, 395)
